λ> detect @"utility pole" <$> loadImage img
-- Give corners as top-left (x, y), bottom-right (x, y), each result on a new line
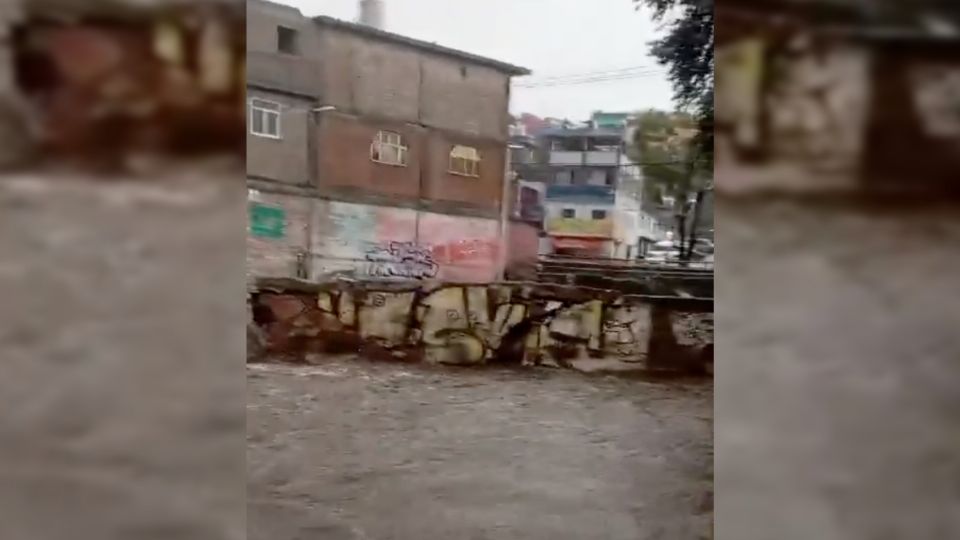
top-left (677, 145), bottom-right (704, 262)
top-left (674, 155), bottom-right (696, 261)
top-left (686, 188), bottom-right (705, 261)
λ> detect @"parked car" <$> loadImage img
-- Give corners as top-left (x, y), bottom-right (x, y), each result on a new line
top-left (645, 240), bottom-right (681, 263)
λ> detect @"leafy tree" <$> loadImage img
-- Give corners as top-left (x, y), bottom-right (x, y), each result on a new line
top-left (636, 0), bottom-right (713, 166)
top-left (630, 109), bottom-right (702, 258)
top-left (633, 0), bottom-right (714, 260)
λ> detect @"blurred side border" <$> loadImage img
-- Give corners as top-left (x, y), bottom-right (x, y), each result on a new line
top-left (715, 0), bottom-right (960, 198)
top-left (0, 0), bottom-right (244, 173)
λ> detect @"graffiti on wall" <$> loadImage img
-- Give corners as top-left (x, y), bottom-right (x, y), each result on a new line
top-left (313, 201), bottom-right (501, 282)
top-left (432, 239), bottom-right (499, 264)
top-left (249, 203), bottom-right (286, 239)
top-left (418, 213), bottom-right (500, 281)
top-left (364, 241), bottom-right (439, 279)
top-left (250, 279), bottom-right (713, 372)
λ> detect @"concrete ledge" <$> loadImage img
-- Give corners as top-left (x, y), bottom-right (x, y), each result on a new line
top-left (248, 278), bottom-right (713, 375)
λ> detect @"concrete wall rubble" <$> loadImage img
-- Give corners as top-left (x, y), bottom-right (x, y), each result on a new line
top-left (248, 278), bottom-right (714, 374)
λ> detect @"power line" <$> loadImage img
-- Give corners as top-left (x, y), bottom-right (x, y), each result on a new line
top-left (518, 65), bottom-right (661, 84)
top-left (514, 70), bottom-right (667, 88)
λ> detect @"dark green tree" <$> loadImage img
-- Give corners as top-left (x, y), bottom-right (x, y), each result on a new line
top-left (636, 0), bottom-right (713, 166)
top-left (630, 109), bottom-right (701, 259)
top-left (634, 0), bottom-right (713, 260)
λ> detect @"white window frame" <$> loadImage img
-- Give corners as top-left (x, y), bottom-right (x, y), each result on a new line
top-left (370, 130), bottom-right (408, 166)
top-left (449, 145), bottom-right (481, 177)
top-left (249, 98), bottom-right (282, 139)
top-left (561, 208), bottom-right (576, 219)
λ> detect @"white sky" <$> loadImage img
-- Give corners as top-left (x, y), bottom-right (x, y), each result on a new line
top-left (276, 0), bottom-right (677, 121)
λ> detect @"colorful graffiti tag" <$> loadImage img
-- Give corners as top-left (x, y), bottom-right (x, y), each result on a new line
top-left (249, 279), bottom-right (714, 372)
top-left (364, 241), bottom-right (439, 279)
top-left (312, 201), bottom-right (501, 282)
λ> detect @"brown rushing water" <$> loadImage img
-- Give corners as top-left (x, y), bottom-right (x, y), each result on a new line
top-left (247, 358), bottom-right (713, 540)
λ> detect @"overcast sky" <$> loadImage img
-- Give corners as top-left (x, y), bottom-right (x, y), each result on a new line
top-left (277, 0), bottom-right (677, 121)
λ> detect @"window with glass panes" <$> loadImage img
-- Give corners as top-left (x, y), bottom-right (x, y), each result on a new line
top-left (449, 145), bottom-right (481, 177)
top-left (370, 131), bottom-right (408, 166)
top-left (249, 99), bottom-right (281, 138)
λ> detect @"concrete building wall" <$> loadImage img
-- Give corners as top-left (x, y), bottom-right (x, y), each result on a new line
top-left (507, 219), bottom-right (540, 274)
top-left (246, 0), bottom-right (324, 96)
top-left (316, 26), bottom-right (511, 141)
top-left (245, 0), bottom-right (522, 281)
top-left (247, 189), bottom-right (310, 280)
top-left (309, 200), bottom-right (501, 283)
top-left (420, 58), bottom-right (510, 140)
top-left (246, 89), bottom-right (312, 185)
top-left (319, 28), bottom-right (422, 121)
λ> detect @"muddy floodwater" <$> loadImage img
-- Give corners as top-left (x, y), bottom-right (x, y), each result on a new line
top-left (247, 358), bottom-right (713, 540)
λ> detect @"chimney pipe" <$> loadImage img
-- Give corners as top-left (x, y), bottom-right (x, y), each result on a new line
top-left (358, 0), bottom-right (385, 30)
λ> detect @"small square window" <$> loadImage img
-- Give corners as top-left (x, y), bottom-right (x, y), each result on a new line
top-left (592, 210), bottom-right (607, 220)
top-left (561, 208), bottom-right (576, 219)
top-left (278, 26), bottom-right (299, 54)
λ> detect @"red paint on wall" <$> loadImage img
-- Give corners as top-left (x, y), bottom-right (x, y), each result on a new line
top-left (432, 239), bottom-right (499, 264)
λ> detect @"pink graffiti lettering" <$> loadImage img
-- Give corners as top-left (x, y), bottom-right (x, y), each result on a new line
top-left (432, 239), bottom-right (499, 264)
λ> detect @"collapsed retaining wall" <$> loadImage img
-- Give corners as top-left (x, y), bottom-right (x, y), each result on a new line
top-left (248, 278), bottom-right (713, 374)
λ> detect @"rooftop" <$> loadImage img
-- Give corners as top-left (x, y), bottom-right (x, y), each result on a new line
top-left (310, 15), bottom-right (531, 76)
top-left (539, 126), bottom-right (626, 139)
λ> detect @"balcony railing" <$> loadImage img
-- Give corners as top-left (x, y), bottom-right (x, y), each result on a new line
top-left (548, 150), bottom-right (619, 166)
top-left (545, 184), bottom-right (615, 203)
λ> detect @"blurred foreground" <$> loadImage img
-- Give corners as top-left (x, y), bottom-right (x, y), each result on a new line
top-left (717, 196), bottom-right (960, 539)
top-left (0, 166), bottom-right (245, 540)
top-left (0, 0), bottom-right (244, 172)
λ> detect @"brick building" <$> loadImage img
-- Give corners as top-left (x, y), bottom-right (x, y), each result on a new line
top-left (247, 0), bottom-right (529, 282)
